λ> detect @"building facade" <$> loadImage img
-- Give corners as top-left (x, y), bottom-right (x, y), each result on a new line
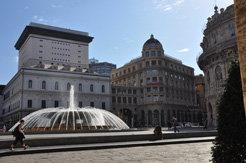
top-left (111, 35), bottom-right (200, 127)
top-left (1, 23), bottom-right (111, 129)
top-left (195, 74), bottom-right (206, 124)
top-left (197, 4), bottom-right (238, 126)
top-left (89, 58), bottom-right (116, 76)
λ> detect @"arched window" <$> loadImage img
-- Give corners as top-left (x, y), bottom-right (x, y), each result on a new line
top-left (55, 82), bottom-right (59, 90)
top-left (215, 66), bottom-right (222, 80)
top-left (90, 84), bottom-right (93, 92)
top-left (42, 81), bottom-right (46, 89)
top-left (79, 83), bottom-right (82, 91)
top-left (28, 80), bottom-right (32, 88)
top-left (67, 83), bottom-right (71, 91)
top-left (102, 85), bottom-right (105, 93)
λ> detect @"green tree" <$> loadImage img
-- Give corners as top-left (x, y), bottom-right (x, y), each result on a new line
top-left (212, 60), bottom-right (246, 162)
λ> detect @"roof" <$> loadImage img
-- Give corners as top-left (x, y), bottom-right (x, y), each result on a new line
top-left (15, 22), bottom-right (94, 50)
top-left (143, 34), bottom-right (161, 46)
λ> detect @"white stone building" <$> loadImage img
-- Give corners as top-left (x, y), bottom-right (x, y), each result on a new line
top-left (1, 23), bottom-right (111, 129)
top-left (197, 5), bottom-right (238, 126)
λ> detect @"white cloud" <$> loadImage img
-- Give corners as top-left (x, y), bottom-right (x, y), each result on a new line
top-left (14, 56), bottom-right (19, 63)
top-left (176, 48), bottom-right (189, 52)
top-left (52, 5), bottom-right (62, 8)
top-left (123, 38), bottom-right (134, 43)
top-left (33, 16), bottom-right (48, 22)
top-left (173, 0), bottom-right (184, 6)
top-left (154, 0), bottom-right (184, 12)
top-left (164, 5), bottom-right (172, 11)
top-left (38, 18), bottom-right (45, 22)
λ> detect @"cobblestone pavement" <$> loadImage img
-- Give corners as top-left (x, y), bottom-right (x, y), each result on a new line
top-left (0, 142), bottom-right (212, 163)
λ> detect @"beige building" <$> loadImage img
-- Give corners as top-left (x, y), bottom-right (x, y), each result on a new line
top-left (111, 35), bottom-right (199, 127)
top-left (197, 5), bottom-right (238, 126)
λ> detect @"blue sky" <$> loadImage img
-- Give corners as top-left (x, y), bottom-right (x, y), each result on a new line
top-left (0, 0), bottom-right (233, 85)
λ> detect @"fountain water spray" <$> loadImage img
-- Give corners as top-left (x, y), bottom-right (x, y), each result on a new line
top-left (9, 85), bottom-right (129, 131)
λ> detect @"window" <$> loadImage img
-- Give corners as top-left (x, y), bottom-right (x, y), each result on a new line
top-left (158, 60), bottom-right (162, 65)
top-left (79, 101), bottom-right (83, 108)
top-left (146, 70), bottom-right (150, 75)
top-left (54, 101), bottom-right (59, 107)
top-left (158, 51), bottom-right (161, 56)
top-left (42, 81), bottom-right (46, 89)
top-left (102, 102), bottom-right (106, 109)
top-left (159, 87), bottom-right (163, 92)
top-left (102, 85), bottom-right (105, 93)
top-left (27, 100), bottom-right (32, 108)
top-left (231, 28), bottom-right (236, 36)
top-left (151, 51), bottom-right (155, 56)
top-left (146, 61), bottom-right (150, 67)
top-left (128, 89), bottom-right (132, 94)
top-left (123, 97), bottom-right (127, 103)
top-left (90, 84), bottom-right (94, 92)
top-left (152, 60), bottom-right (156, 65)
top-left (41, 100), bottom-right (46, 108)
top-left (147, 78), bottom-right (151, 84)
top-left (128, 97), bottom-right (132, 104)
top-left (159, 77), bottom-right (163, 83)
top-left (145, 52), bottom-right (149, 57)
top-left (147, 87), bottom-right (151, 92)
top-left (79, 84), bottom-right (82, 91)
top-left (140, 72), bottom-right (143, 77)
top-left (28, 80), bottom-right (32, 88)
top-left (133, 90), bottom-right (137, 94)
top-left (55, 82), bottom-right (59, 90)
top-left (67, 83), bottom-right (71, 91)
top-left (90, 102), bottom-right (94, 107)
top-left (152, 77), bottom-right (157, 83)
top-left (153, 87), bottom-right (157, 92)
top-left (117, 97), bottom-right (121, 103)
top-left (152, 70), bottom-right (157, 74)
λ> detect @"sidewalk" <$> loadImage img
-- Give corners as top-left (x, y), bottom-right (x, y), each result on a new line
top-left (0, 136), bottom-right (215, 157)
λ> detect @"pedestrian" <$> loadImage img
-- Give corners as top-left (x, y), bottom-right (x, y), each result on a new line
top-left (203, 117), bottom-right (208, 129)
top-left (10, 119), bottom-right (28, 151)
top-left (153, 125), bottom-right (162, 140)
top-left (172, 117), bottom-right (179, 133)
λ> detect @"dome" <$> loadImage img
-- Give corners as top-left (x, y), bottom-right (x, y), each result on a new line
top-left (143, 34), bottom-right (163, 50)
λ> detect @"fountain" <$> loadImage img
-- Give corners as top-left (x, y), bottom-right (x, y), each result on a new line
top-left (9, 85), bottom-right (129, 132)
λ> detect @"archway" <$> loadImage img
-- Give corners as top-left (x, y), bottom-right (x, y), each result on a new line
top-left (141, 110), bottom-right (145, 126)
top-left (153, 110), bottom-right (159, 126)
top-left (148, 110), bottom-right (152, 126)
top-left (161, 110), bottom-right (165, 126)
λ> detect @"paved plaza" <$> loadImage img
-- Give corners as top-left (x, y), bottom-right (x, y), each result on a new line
top-left (0, 142), bottom-right (212, 163)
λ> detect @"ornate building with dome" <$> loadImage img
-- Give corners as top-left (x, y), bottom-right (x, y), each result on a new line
top-left (111, 35), bottom-right (200, 127)
top-left (197, 4), bottom-right (238, 126)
